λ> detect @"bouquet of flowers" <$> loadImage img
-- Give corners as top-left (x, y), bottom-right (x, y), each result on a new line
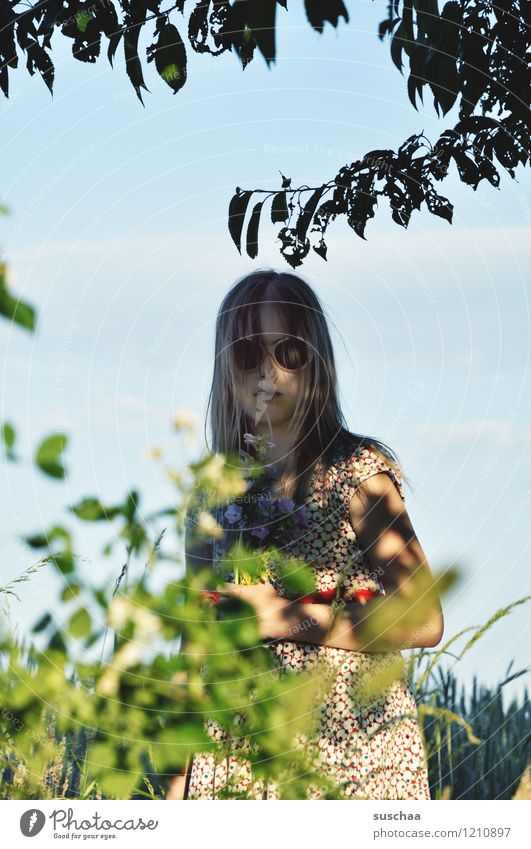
top-left (200, 433), bottom-right (313, 604)
top-left (200, 433), bottom-right (383, 607)
top-left (216, 432), bottom-right (310, 585)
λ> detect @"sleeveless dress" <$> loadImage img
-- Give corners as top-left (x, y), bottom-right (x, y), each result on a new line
top-left (184, 443), bottom-right (431, 800)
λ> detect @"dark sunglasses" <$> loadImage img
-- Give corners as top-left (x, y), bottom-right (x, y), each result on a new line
top-left (231, 335), bottom-right (314, 373)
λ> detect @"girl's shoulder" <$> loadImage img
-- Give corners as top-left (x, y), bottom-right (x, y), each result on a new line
top-left (328, 439), bottom-right (406, 504)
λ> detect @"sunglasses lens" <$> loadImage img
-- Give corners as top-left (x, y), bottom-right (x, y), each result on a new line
top-left (232, 338), bottom-right (260, 372)
top-left (275, 338), bottom-right (310, 370)
top-left (231, 337), bottom-right (312, 371)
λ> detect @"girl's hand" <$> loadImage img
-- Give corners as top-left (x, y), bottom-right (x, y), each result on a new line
top-left (221, 580), bottom-right (289, 640)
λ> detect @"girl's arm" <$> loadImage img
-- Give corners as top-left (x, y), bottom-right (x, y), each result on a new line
top-left (225, 472), bottom-right (444, 652)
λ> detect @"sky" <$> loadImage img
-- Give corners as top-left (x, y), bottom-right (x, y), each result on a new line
top-left (1, 1), bottom-right (530, 706)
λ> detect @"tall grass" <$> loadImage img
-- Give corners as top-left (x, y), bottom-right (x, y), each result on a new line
top-left (1, 659), bottom-right (528, 800)
top-left (416, 662), bottom-right (530, 799)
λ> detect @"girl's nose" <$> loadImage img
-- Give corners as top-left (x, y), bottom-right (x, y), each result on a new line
top-left (259, 349), bottom-right (274, 374)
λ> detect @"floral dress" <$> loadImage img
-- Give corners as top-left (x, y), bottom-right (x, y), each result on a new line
top-left (185, 443), bottom-right (431, 800)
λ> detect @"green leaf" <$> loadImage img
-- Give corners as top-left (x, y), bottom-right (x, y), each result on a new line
top-left (2, 421), bottom-right (15, 450)
top-left (50, 552), bottom-right (76, 575)
top-left (247, 0), bottom-right (278, 66)
top-left (34, 433), bottom-right (67, 479)
top-left (61, 583), bottom-right (81, 601)
top-left (76, 11), bottom-right (92, 34)
top-left (152, 723), bottom-right (212, 771)
top-left (271, 191), bottom-right (289, 223)
top-left (296, 186), bottom-right (326, 241)
top-left (68, 607), bottom-right (92, 639)
top-left (48, 629), bottom-right (67, 654)
top-left (102, 772), bottom-right (141, 799)
top-left (274, 555), bottom-right (317, 597)
top-left (426, 189), bottom-right (453, 223)
top-left (228, 189), bottom-right (253, 253)
top-left (147, 22), bottom-right (187, 94)
top-left (32, 612), bottom-right (52, 633)
top-left (120, 522), bottom-right (146, 553)
top-left (23, 524), bottom-right (71, 550)
top-left (123, 9), bottom-right (150, 105)
top-left (122, 489), bottom-right (140, 522)
top-left (313, 239), bottom-right (327, 260)
top-left (426, 55), bottom-right (459, 117)
top-left (2, 421), bottom-right (17, 460)
top-left (24, 532), bottom-right (49, 549)
top-left (70, 497), bottom-right (121, 521)
top-left (218, 597), bottom-right (260, 649)
top-left (246, 200), bottom-right (264, 258)
top-left (93, 587), bottom-right (108, 608)
top-left (390, 21), bottom-right (405, 72)
top-left (304, 0), bottom-right (349, 33)
top-left (222, 540), bottom-right (266, 583)
top-left (0, 262), bottom-right (36, 331)
top-left (88, 741), bottom-right (116, 771)
top-left (24, 39), bottom-right (55, 95)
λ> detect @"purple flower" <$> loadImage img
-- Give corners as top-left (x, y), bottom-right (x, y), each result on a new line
top-left (277, 497), bottom-right (295, 514)
top-left (257, 498), bottom-right (272, 516)
top-left (250, 525), bottom-right (270, 540)
top-left (224, 503), bottom-right (243, 524)
top-left (295, 505), bottom-right (310, 526)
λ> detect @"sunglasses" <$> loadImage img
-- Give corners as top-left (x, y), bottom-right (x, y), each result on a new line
top-left (231, 335), bottom-right (314, 373)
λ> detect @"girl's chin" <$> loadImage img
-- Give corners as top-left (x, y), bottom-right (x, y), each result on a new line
top-left (260, 410), bottom-right (292, 427)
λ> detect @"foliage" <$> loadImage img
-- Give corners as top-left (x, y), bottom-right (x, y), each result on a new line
top-left (228, 0), bottom-right (530, 264)
top-left (0, 260), bottom-right (36, 331)
top-left (1, 2), bottom-right (528, 261)
top-left (1, 429), bottom-right (530, 799)
top-left (0, 1), bottom-right (345, 103)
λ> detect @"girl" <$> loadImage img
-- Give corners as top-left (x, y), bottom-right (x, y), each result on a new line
top-left (172, 268), bottom-right (443, 800)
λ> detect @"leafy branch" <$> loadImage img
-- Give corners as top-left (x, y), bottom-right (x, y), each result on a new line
top-left (2, 3), bottom-right (528, 261)
top-left (228, 0), bottom-right (530, 264)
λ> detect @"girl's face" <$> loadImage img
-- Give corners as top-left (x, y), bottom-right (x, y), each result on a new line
top-left (232, 303), bottom-right (304, 432)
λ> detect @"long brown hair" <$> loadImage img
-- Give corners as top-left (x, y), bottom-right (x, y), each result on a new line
top-left (205, 268), bottom-right (408, 504)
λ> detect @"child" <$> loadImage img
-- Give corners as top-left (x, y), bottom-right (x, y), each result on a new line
top-left (173, 268), bottom-right (443, 800)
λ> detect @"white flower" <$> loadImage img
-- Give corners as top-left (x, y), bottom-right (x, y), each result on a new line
top-left (108, 597), bottom-right (134, 630)
top-left (201, 453), bottom-right (247, 498)
top-left (243, 433), bottom-right (275, 459)
top-left (172, 409), bottom-right (198, 441)
top-left (145, 444), bottom-right (164, 461)
top-left (197, 510), bottom-right (224, 539)
top-left (96, 668), bottom-right (119, 697)
top-left (114, 640), bottom-right (141, 670)
top-left (135, 609), bottom-right (161, 638)
top-left (243, 433), bottom-right (260, 446)
top-left (109, 598), bottom-right (161, 642)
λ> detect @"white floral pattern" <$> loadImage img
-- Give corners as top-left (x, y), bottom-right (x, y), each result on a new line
top-left (186, 443), bottom-right (431, 799)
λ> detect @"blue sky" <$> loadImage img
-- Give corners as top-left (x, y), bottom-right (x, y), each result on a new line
top-left (1, 1), bottom-right (530, 703)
